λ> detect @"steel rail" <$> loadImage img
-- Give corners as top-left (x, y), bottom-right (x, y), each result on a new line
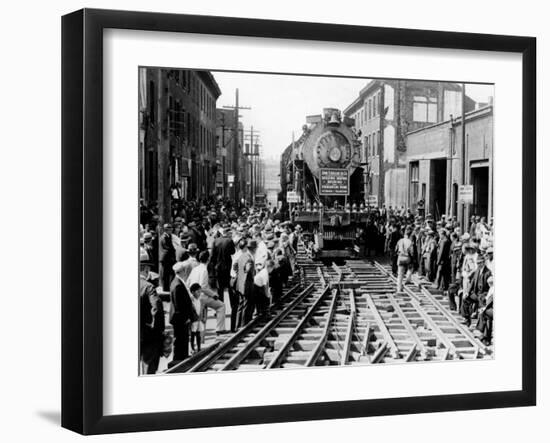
top-left (365, 293), bottom-right (400, 358)
top-left (187, 283), bottom-right (301, 372)
top-left (372, 261), bottom-right (459, 358)
top-left (371, 341), bottom-right (388, 363)
top-left (386, 292), bottom-right (427, 359)
top-left (219, 284), bottom-right (316, 371)
top-left (338, 289), bottom-right (356, 365)
top-left (340, 313), bottom-right (355, 365)
top-left (417, 284), bottom-right (487, 356)
top-left (360, 323), bottom-right (372, 356)
top-left (405, 344), bottom-right (418, 362)
top-left (305, 288), bottom-right (339, 366)
top-left (266, 286), bottom-right (331, 369)
top-left (374, 260), bottom-right (481, 354)
top-left (348, 288), bottom-right (357, 314)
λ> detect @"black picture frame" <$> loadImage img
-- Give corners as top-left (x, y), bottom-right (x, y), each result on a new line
top-left (62, 8), bottom-right (536, 435)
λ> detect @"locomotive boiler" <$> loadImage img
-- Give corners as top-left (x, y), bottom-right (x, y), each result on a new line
top-left (281, 108), bottom-right (370, 259)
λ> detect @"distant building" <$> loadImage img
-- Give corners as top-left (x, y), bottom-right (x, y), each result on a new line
top-left (344, 80), bottom-right (475, 209)
top-left (139, 68), bottom-right (221, 221)
top-left (216, 108), bottom-right (246, 201)
top-left (405, 105), bottom-right (493, 225)
top-left (263, 158), bottom-right (282, 207)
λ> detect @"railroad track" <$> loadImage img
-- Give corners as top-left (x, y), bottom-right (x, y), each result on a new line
top-left (178, 253), bottom-right (491, 373)
top-left (343, 260), bottom-right (490, 362)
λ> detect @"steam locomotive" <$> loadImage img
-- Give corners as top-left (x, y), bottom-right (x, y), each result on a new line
top-left (280, 108), bottom-right (371, 259)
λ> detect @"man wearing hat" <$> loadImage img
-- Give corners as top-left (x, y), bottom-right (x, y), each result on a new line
top-left (210, 227), bottom-right (236, 325)
top-left (434, 229), bottom-right (451, 290)
top-left (187, 221), bottom-right (205, 251)
top-left (170, 262), bottom-right (198, 361)
top-left (254, 231), bottom-right (269, 268)
top-left (140, 252), bottom-right (165, 374)
top-left (476, 275), bottom-right (494, 345)
top-left (142, 231), bottom-right (158, 272)
top-left (449, 232), bottom-right (462, 285)
top-left (461, 253), bottom-right (492, 326)
top-left (236, 240), bottom-right (256, 326)
top-left (159, 223), bottom-right (176, 291)
top-left (422, 229), bottom-right (436, 281)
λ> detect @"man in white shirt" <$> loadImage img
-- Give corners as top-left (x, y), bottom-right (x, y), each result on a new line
top-left (253, 259), bottom-right (275, 318)
top-left (179, 243), bottom-right (199, 282)
top-left (187, 251), bottom-right (228, 334)
top-left (254, 232), bottom-right (268, 268)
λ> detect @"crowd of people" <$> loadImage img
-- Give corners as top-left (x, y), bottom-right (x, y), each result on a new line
top-left (355, 209), bottom-right (495, 347)
top-left (139, 196), bottom-right (495, 374)
top-left (139, 197), bottom-right (300, 374)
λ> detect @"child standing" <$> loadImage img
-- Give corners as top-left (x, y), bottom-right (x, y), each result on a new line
top-left (189, 283), bottom-right (207, 352)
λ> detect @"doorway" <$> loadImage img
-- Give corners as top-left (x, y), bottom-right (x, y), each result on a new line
top-left (471, 166), bottom-right (489, 218)
top-left (430, 159), bottom-right (447, 219)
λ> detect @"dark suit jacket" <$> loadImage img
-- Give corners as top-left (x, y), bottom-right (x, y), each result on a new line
top-left (169, 277), bottom-right (197, 326)
top-left (468, 265), bottom-right (492, 301)
top-left (159, 233), bottom-right (176, 264)
top-left (236, 251), bottom-right (255, 295)
top-left (140, 277), bottom-right (165, 347)
top-left (437, 237), bottom-right (451, 265)
top-left (210, 236), bottom-right (236, 279)
top-left (188, 227), bottom-right (206, 251)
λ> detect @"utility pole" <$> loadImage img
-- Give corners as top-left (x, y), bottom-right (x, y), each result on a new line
top-left (223, 89), bottom-right (250, 204)
top-left (157, 68), bottom-right (171, 225)
top-left (220, 112), bottom-right (226, 198)
top-left (461, 83), bottom-right (467, 230)
top-left (244, 127), bottom-right (261, 206)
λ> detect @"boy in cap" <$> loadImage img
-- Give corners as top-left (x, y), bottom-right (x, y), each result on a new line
top-left (188, 283), bottom-right (207, 352)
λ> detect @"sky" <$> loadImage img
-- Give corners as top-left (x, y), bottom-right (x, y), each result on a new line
top-left (212, 71), bottom-right (494, 162)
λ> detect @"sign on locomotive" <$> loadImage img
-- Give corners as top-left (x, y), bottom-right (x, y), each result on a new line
top-left (319, 168), bottom-right (350, 196)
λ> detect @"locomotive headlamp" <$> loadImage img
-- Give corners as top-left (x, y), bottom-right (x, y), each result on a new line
top-left (328, 146), bottom-right (342, 162)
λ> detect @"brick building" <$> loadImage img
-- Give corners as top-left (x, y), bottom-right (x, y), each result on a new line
top-left (216, 108), bottom-right (245, 201)
top-left (139, 68), bottom-right (221, 222)
top-left (344, 80), bottom-right (475, 209)
top-left (405, 104), bottom-right (493, 226)
top-left (263, 158), bottom-right (280, 208)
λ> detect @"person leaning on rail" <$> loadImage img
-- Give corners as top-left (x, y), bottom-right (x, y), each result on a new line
top-left (187, 251), bottom-right (229, 335)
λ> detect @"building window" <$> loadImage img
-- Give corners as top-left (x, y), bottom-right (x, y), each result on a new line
top-left (368, 134), bottom-right (372, 156)
top-left (367, 98), bottom-right (371, 120)
top-left (364, 136), bottom-right (369, 160)
top-left (410, 161), bottom-right (420, 205)
top-left (373, 95), bottom-right (377, 117)
top-left (148, 80), bottom-right (155, 121)
top-left (413, 96), bottom-right (438, 123)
